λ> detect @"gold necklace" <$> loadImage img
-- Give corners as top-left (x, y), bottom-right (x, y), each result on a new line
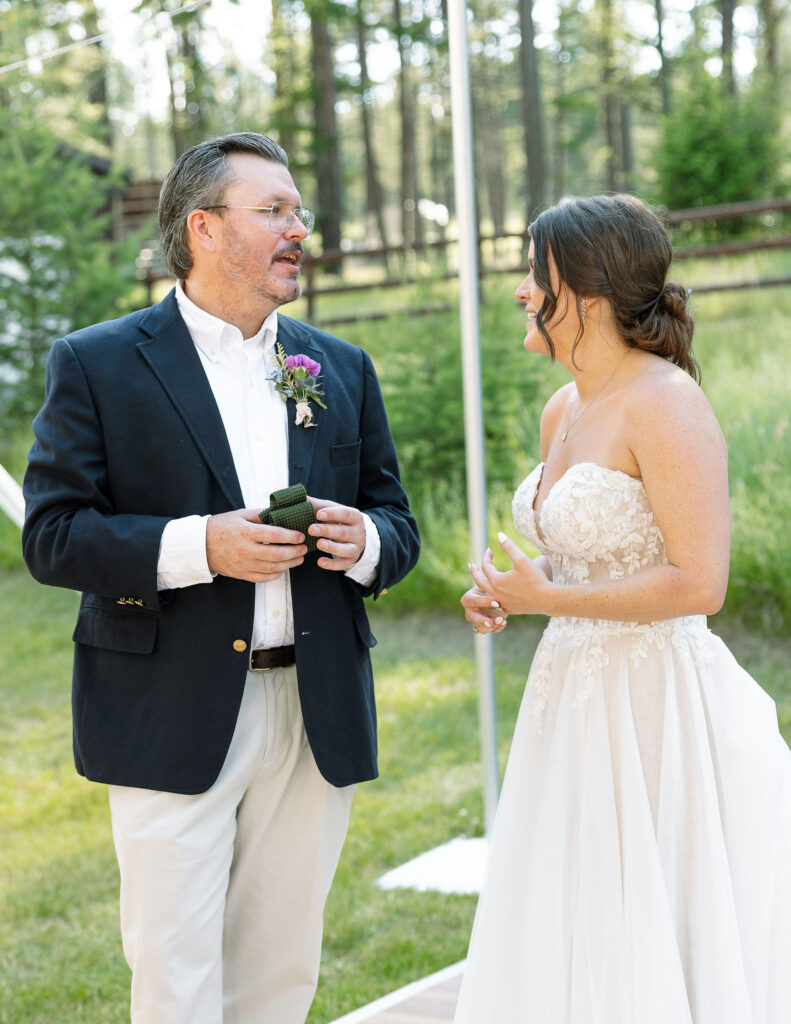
top-left (561, 350), bottom-right (631, 443)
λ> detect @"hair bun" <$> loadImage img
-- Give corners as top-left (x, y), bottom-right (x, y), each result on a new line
top-left (659, 281), bottom-right (690, 321)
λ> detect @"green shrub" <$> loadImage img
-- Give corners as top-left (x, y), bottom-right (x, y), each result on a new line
top-left (653, 76), bottom-right (783, 239)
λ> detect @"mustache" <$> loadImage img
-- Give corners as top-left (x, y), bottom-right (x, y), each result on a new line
top-left (274, 245), bottom-right (303, 259)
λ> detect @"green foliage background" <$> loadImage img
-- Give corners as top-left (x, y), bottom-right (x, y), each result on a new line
top-left (654, 77), bottom-right (784, 228)
top-left (0, 116), bottom-right (141, 423)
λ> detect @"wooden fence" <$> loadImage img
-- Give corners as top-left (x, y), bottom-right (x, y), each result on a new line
top-left (300, 197), bottom-right (791, 327)
top-left (133, 196), bottom-right (791, 319)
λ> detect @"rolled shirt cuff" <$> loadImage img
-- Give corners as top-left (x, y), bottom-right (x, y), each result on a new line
top-left (156, 514), bottom-right (214, 590)
top-left (344, 512), bottom-right (380, 587)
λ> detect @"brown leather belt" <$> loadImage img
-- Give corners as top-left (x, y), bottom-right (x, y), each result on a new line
top-left (249, 645), bottom-right (296, 671)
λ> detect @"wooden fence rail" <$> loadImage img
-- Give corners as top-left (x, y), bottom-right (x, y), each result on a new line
top-left (300, 198), bottom-right (791, 326)
top-left (137, 197), bottom-right (791, 318)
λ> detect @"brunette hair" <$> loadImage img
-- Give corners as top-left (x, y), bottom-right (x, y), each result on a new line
top-left (158, 132), bottom-right (289, 281)
top-left (528, 194), bottom-right (699, 381)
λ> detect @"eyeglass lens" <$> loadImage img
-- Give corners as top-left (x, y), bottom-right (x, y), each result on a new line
top-left (270, 201), bottom-right (314, 237)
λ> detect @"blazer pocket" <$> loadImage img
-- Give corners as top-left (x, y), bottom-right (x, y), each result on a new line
top-left (330, 440), bottom-right (362, 467)
top-left (353, 608), bottom-right (377, 649)
top-left (73, 605), bottom-right (158, 655)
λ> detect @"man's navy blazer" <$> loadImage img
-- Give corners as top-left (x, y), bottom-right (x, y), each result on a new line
top-left (22, 290), bottom-right (420, 794)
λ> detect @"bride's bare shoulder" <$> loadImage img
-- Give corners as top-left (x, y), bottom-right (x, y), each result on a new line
top-left (626, 353), bottom-right (724, 452)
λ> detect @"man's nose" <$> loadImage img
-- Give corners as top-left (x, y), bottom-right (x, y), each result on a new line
top-left (285, 217), bottom-right (309, 241)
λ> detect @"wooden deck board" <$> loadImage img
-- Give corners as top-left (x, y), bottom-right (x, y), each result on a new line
top-left (328, 962), bottom-right (463, 1024)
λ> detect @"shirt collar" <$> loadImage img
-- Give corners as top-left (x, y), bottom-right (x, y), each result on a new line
top-left (175, 281), bottom-right (278, 364)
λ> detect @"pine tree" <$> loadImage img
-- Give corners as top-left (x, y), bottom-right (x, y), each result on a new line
top-left (0, 116), bottom-right (140, 422)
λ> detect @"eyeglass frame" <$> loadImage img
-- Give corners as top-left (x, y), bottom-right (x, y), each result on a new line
top-left (201, 201), bottom-right (315, 238)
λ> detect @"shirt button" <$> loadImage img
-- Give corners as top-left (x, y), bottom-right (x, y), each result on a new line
top-left (232, 639), bottom-right (248, 653)
top-left (272, 609), bottom-right (282, 618)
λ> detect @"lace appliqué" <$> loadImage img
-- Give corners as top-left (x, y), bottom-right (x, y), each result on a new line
top-left (529, 617), bottom-right (718, 732)
top-left (514, 463), bottom-right (664, 582)
top-left (511, 463), bottom-right (720, 732)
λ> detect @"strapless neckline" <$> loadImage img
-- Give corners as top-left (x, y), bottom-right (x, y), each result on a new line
top-left (512, 461), bottom-right (660, 578)
top-left (532, 461), bottom-right (644, 515)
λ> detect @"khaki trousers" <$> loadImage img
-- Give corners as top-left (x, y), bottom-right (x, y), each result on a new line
top-left (108, 666), bottom-right (354, 1024)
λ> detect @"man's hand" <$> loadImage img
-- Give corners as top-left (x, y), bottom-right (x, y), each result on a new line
top-left (206, 508), bottom-right (307, 582)
top-left (307, 497), bottom-right (366, 572)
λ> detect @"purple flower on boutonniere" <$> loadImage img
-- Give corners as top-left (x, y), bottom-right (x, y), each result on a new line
top-left (285, 353), bottom-right (322, 378)
top-left (269, 342), bottom-right (327, 428)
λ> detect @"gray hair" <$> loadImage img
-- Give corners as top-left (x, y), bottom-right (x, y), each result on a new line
top-left (158, 132), bottom-right (289, 281)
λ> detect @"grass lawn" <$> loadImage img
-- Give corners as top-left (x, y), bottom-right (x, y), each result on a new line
top-left (1, 566), bottom-right (789, 1023)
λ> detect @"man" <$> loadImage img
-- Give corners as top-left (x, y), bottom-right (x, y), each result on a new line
top-left (22, 132), bottom-right (419, 1024)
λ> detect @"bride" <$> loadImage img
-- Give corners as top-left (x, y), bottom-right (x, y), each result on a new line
top-left (457, 194), bottom-right (791, 1023)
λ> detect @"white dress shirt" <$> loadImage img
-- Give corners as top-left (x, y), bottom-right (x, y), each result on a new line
top-left (156, 283), bottom-right (380, 649)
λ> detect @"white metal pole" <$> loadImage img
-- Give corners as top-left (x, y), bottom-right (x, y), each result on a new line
top-left (447, 0), bottom-right (500, 837)
top-left (0, 464), bottom-right (25, 528)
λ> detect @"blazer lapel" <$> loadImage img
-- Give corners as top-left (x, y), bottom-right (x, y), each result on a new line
top-left (276, 316), bottom-right (327, 487)
top-left (136, 292), bottom-right (244, 509)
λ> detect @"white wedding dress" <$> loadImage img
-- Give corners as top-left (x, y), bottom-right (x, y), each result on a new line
top-left (454, 462), bottom-right (791, 1024)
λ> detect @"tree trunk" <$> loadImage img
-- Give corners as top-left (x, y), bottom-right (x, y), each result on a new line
top-left (356, 6), bottom-right (390, 252)
top-left (598, 0), bottom-right (619, 191)
top-left (178, 18), bottom-right (208, 149)
top-left (552, 5), bottom-right (572, 203)
top-left (163, 45), bottom-right (188, 158)
top-left (394, 0), bottom-right (423, 248)
top-left (270, 0), bottom-right (297, 159)
top-left (429, 110), bottom-right (454, 246)
top-left (758, 0), bottom-right (779, 90)
top-left (653, 0), bottom-right (671, 115)
top-left (81, 0), bottom-right (113, 151)
top-left (620, 102), bottom-right (635, 192)
top-left (518, 0), bottom-right (546, 221)
top-left (720, 0), bottom-right (736, 94)
top-left (310, 14), bottom-right (343, 260)
top-left (472, 91), bottom-right (506, 235)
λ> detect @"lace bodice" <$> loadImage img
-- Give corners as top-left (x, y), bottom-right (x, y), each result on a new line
top-left (512, 462), bottom-right (715, 727)
top-left (513, 462), bottom-right (665, 586)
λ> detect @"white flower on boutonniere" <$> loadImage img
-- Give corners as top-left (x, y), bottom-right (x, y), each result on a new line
top-left (295, 400), bottom-right (313, 427)
top-left (269, 342), bottom-right (327, 428)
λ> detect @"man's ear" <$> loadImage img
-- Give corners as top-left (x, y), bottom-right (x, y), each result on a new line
top-left (186, 208), bottom-right (219, 258)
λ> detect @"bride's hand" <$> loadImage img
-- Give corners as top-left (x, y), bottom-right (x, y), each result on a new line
top-left (470, 532), bottom-right (552, 616)
top-left (460, 585), bottom-right (510, 634)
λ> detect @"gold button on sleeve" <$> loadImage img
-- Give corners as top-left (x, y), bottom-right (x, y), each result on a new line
top-left (232, 639), bottom-right (248, 653)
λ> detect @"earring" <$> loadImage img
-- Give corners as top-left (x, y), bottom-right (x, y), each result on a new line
top-left (580, 298), bottom-right (588, 324)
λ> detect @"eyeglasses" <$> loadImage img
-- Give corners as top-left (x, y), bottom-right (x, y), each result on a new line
top-left (203, 201), bottom-right (315, 238)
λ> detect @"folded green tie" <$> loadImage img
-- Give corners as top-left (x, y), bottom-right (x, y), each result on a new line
top-left (258, 484), bottom-right (318, 551)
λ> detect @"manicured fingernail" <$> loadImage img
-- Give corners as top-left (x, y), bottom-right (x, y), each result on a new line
top-left (483, 620), bottom-right (492, 628)
top-left (495, 617), bottom-right (505, 624)
top-left (490, 601), bottom-right (499, 607)
top-left (498, 531), bottom-right (508, 543)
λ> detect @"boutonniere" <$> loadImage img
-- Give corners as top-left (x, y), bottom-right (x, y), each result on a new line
top-left (269, 342), bottom-right (327, 428)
